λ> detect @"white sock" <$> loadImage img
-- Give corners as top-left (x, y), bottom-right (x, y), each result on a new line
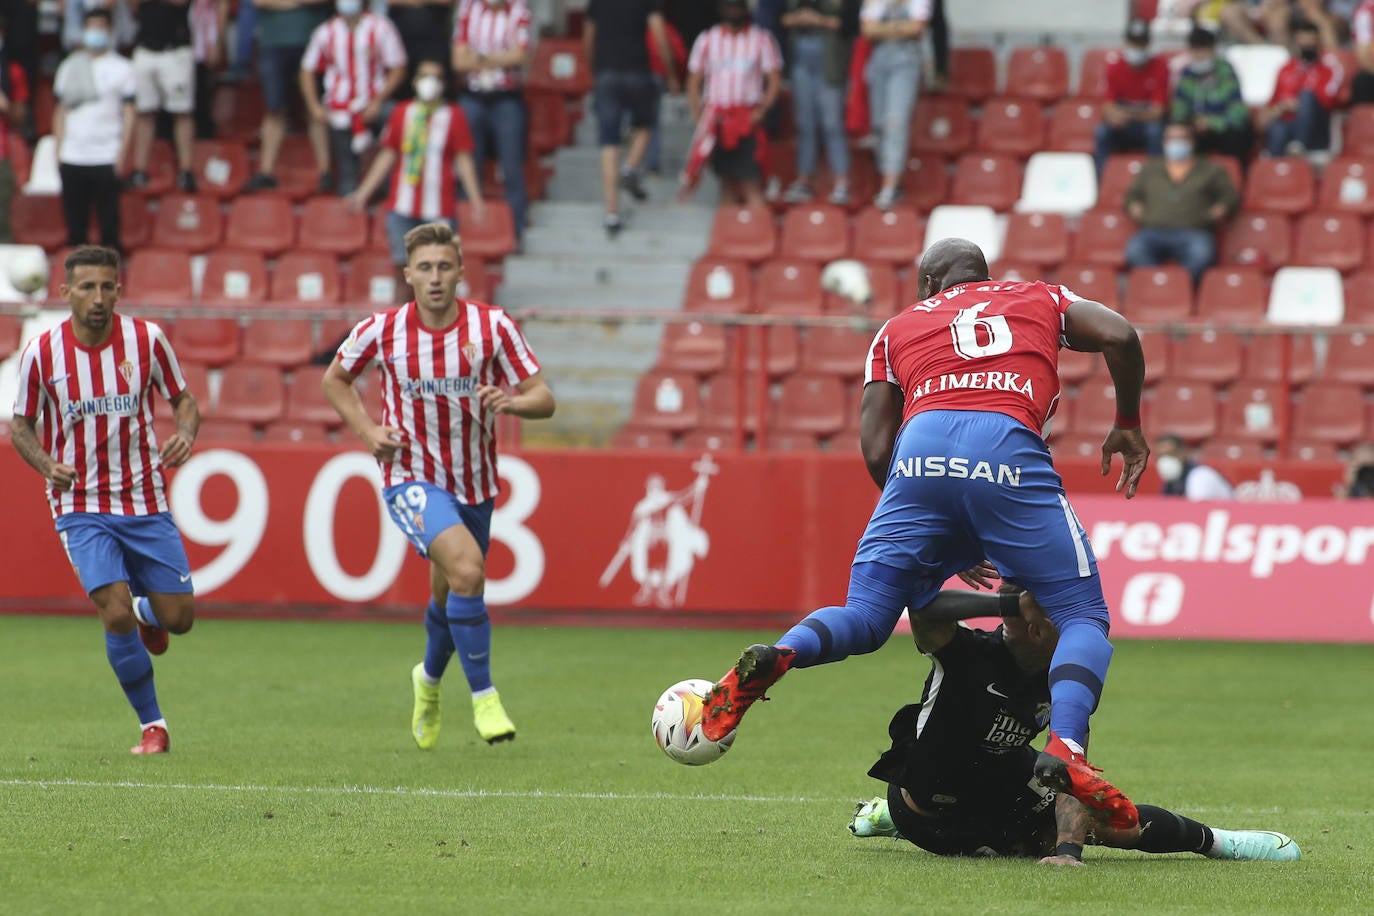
top-left (472, 686), bottom-right (497, 700)
top-left (1060, 737), bottom-right (1085, 756)
top-left (419, 669), bottom-right (441, 687)
top-left (141, 717), bottom-right (168, 731)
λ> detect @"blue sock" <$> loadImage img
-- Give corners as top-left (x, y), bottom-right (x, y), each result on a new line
top-left (1047, 618), bottom-right (1114, 748)
top-left (446, 593), bottom-right (493, 693)
top-left (423, 599), bottom-right (455, 681)
top-left (778, 563), bottom-right (909, 667)
top-left (105, 629), bottom-right (162, 725)
top-left (132, 596), bottom-right (161, 628)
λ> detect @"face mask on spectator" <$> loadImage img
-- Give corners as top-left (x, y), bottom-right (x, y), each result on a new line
top-left (1123, 47), bottom-right (1149, 67)
top-left (1163, 139), bottom-right (1192, 162)
top-left (337, 0), bottom-right (364, 17)
top-left (1156, 454), bottom-right (1184, 483)
top-left (415, 75), bottom-right (444, 103)
top-left (83, 28), bottom-right (111, 51)
top-left (1188, 56), bottom-right (1215, 74)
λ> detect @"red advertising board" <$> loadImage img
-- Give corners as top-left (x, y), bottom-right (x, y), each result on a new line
top-left (1, 447), bottom-right (1370, 642)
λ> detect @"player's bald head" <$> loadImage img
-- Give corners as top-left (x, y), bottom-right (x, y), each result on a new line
top-left (916, 238), bottom-right (991, 300)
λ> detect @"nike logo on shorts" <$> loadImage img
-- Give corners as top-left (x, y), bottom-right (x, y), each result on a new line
top-left (986, 683), bottom-right (1009, 699)
top-left (179, 572), bottom-right (192, 582)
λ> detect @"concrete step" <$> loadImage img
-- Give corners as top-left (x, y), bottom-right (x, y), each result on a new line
top-left (499, 279), bottom-right (684, 312)
top-left (519, 322), bottom-right (663, 370)
top-left (505, 254), bottom-right (693, 290)
top-left (528, 200), bottom-right (713, 233)
top-left (519, 225), bottom-right (709, 261)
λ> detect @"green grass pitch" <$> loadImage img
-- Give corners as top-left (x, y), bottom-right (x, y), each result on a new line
top-left (1, 615), bottom-right (1371, 915)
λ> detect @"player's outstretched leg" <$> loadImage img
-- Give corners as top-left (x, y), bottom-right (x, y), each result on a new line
top-left (105, 628), bottom-right (169, 754)
top-left (411, 598), bottom-right (451, 749)
top-left (848, 796), bottom-right (902, 839)
top-left (132, 595), bottom-right (169, 656)
top-left (1205, 829), bottom-right (1302, 861)
top-left (1035, 737), bottom-right (1136, 830)
top-left (446, 593), bottom-right (515, 744)
top-left (700, 644), bottom-right (796, 742)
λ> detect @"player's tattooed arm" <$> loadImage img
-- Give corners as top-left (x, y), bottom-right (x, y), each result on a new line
top-left (161, 390), bottom-right (200, 468)
top-left (859, 381), bottom-right (903, 489)
top-left (10, 415), bottom-right (76, 490)
top-left (1039, 795), bottom-right (1091, 867)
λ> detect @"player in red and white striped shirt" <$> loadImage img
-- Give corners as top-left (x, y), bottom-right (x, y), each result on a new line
top-left (322, 221), bottom-right (554, 748)
top-left (10, 246), bottom-right (202, 756)
top-left (300, 0), bottom-right (408, 195)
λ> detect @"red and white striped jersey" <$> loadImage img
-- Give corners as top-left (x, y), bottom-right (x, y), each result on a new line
top-left (687, 24), bottom-right (782, 109)
top-left (381, 101), bottom-right (474, 220)
top-left (302, 13), bottom-right (407, 113)
top-left (190, 0), bottom-right (222, 63)
top-left (12, 315), bottom-right (188, 518)
top-left (452, 0), bottom-right (532, 93)
top-left (336, 300), bottom-right (541, 503)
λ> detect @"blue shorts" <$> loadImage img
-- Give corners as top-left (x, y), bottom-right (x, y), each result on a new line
top-left (593, 70), bottom-right (658, 146)
top-left (383, 482), bottom-right (493, 559)
top-left (387, 213), bottom-right (457, 267)
top-left (854, 410), bottom-right (1105, 625)
top-left (54, 512), bottom-right (194, 597)
top-left (257, 44), bottom-right (307, 113)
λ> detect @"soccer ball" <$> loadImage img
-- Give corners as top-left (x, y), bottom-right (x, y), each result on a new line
top-left (651, 678), bottom-right (735, 766)
top-left (7, 247), bottom-right (50, 296)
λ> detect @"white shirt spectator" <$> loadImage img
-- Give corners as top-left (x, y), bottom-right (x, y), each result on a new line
top-left (1182, 464), bottom-right (1235, 501)
top-left (54, 50), bottom-right (136, 165)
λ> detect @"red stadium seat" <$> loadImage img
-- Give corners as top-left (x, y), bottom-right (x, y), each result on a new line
top-left (526, 38), bottom-right (592, 96)
top-left (1150, 381), bottom-right (1218, 442)
top-left (262, 420), bottom-right (336, 445)
top-left (124, 249), bottom-right (194, 305)
top-left (840, 261), bottom-right (902, 320)
top-left (1323, 332), bottom-right (1374, 388)
top-left (898, 155), bottom-right (951, 212)
top-left (526, 91), bottom-right (572, 155)
top-left (742, 325), bottom-right (800, 378)
top-left (1340, 105), bottom-right (1374, 157)
top-left (116, 196), bottom-right (154, 251)
top-left (210, 83), bottom-right (264, 145)
top-left (910, 96), bottom-right (975, 157)
top-left (1076, 48), bottom-right (1114, 99)
top-left (974, 98), bottom-right (1046, 158)
top-left (12, 195), bottom-right (68, 250)
top-left (800, 325), bottom-right (874, 379)
top-left (949, 153), bottom-right (1024, 211)
top-left (1345, 270), bottom-right (1374, 322)
top-left (367, 211), bottom-right (391, 254)
top-left (1057, 348), bottom-right (1100, 385)
top-left (125, 141), bottom-right (176, 198)
top-left (214, 365), bottom-right (286, 424)
top-left (1005, 46), bottom-right (1070, 103)
top-left (1064, 379), bottom-right (1136, 438)
top-left (658, 321), bottom-right (731, 376)
top-left (853, 205), bottom-right (926, 265)
top-left (269, 252), bottom-right (342, 303)
top-left (1050, 435), bottom-right (1110, 460)
top-left (1242, 157), bottom-right (1315, 216)
top-left (1317, 158), bottom-right (1374, 216)
top-left (629, 370), bottom-right (701, 433)
top-left (1068, 210), bottom-right (1136, 268)
top-left (756, 259), bottom-right (823, 315)
top-left (150, 194), bottom-right (224, 252)
top-left (283, 374), bottom-right (348, 425)
top-left (700, 372), bottom-right (763, 435)
top-left (169, 318), bottom-right (241, 366)
top-left (779, 204), bottom-right (851, 261)
top-left (1057, 262), bottom-right (1120, 308)
top-left (1286, 438), bottom-right (1342, 461)
top-left (178, 364), bottom-right (210, 403)
top-left (1293, 212), bottom-right (1365, 273)
top-left (0, 315), bottom-right (21, 361)
top-left (1137, 329), bottom-right (1170, 386)
top-left (1219, 212), bottom-right (1292, 271)
top-left (1001, 212), bottom-right (1069, 269)
top-left (225, 195), bottom-right (296, 256)
top-left (611, 427), bottom-right (676, 449)
top-left (1046, 100), bottom-right (1103, 154)
top-left (683, 258), bottom-right (753, 313)
top-left (707, 206), bottom-right (777, 263)
top-left (201, 250), bottom-right (269, 305)
top-left (1168, 329), bottom-right (1244, 386)
top-left (1122, 266), bottom-right (1194, 323)
top-left (456, 200), bottom-right (516, 260)
top-left (242, 319), bottom-right (314, 368)
top-left (944, 47), bottom-right (997, 102)
top-left (1195, 267), bottom-right (1268, 325)
top-left (990, 259), bottom-right (1040, 282)
top-left (191, 140), bottom-right (251, 199)
top-left (344, 251), bottom-right (399, 306)
top-left (277, 134), bottom-right (324, 202)
top-left (299, 197), bottom-right (368, 256)
top-left (195, 419), bottom-right (260, 443)
top-left (770, 372), bottom-right (849, 437)
top-left (1198, 436), bottom-right (1268, 462)
top-left (1291, 382), bottom-right (1367, 445)
top-left (1242, 334), bottom-right (1316, 387)
top-left (1097, 153), bottom-right (1146, 211)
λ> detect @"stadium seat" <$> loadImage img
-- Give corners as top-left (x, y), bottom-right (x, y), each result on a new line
top-left (299, 197), bottom-right (368, 256)
top-left (344, 252), bottom-right (401, 306)
top-left (779, 204), bottom-right (851, 261)
top-left (1195, 267), bottom-right (1268, 325)
top-left (989, 259), bottom-right (1040, 282)
top-left (974, 98), bottom-right (1046, 158)
top-left (177, 363), bottom-right (210, 403)
top-left (214, 365), bottom-right (286, 424)
top-left (1050, 435), bottom-right (1109, 460)
top-left (683, 257), bottom-right (753, 313)
top-left (261, 420), bottom-right (335, 445)
top-left (852, 206), bottom-right (925, 265)
top-left (611, 427), bottom-right (676, 450)
top-left (225, 195), bottom-right (297, 256)
top-left (283, 375), bottom-right (347, 425)
top-left (242, 319), bottom-right (314, 368)
top-left (459, 257), bottom-right (494, 302)
top-left (706, 206), bottom-right (777, 263)
top-left (742, 325), bottom-right (800, 378)
top-left (1057, 347), bottom-right (1100, 384)
top-left (800, 325), bottom-right (874, 379)
top-left (1056, 262), bottom-right (1120, 308)
top-left (526, 91), bottom-right (572, 155)
top-left (195, 419), bottom-right (259, 444)
top-left (1293, 212), bottom-right (1365, 274)
top-left (210, 83), bottom-right (265, 145)
top-left (1198, 436), bottom-right (1267, 462)
top-left (124, 249), bottom-right (194, 305)
top-left (1219, 212), bottom-right (1292, 270)
top-left (1316, 158), bottom-right (1374, 216)
top-left (455, 200), bottom-right (516, 260)
top-left (1225, 43), bottom-right (1290, 107)
top-left (150, 194), bottom-right (224, 252)
top-left (1291, 382), bottom-right (1367, 445)
top-left (1075, 48), bottom-right (1115, 99)
top-left (11, 195), bottom-right (67, 250)
top-left (269, 252), bottom-right (342, 303)
top-left (1266, 267), bottom-right (1344, 325)
top-left (169, 318), bottom-right (241, 366)
top-left (526, 38), bottom-right (592, 96)
top-left (910, 96), bottom-right (975, 157)
top-left (1323, 332), bottom-right (1374, 388)
top-left (1242, 157), bottom-right (1315, 216)
top-left (756, 259), bottom-right (823, 315)
top-left (1242, 333), bottom-right (1316, 387)
top-left (1137, 329), bottom-right (1170, 386)
top-left (1005, 46), bottom-right (1069, 102)
top-left (1016, 152), bottom-right (1096, 215)
top-left (1097, 153), bottom-right (1146, 211)
top-left (1000, 212), bottom-right (1069, 269)
top-left (836, 261), bottom-right (901, 320)
top-left (201, 250), bottom-right (269, 305)
top-left (116, 196), bottom-right (154, 251)
top-left (898, 155), bottom-right (952, 212)
top-left (1067, 210), bottom-right (1135, 268)
top-left (944, 47), bottom-right (997, 103)
top-left (1285, 438), bottom-right (1342, 462)
top-left (925, 205), bottom-right (1004, 263)
top-left (277, 134), bottom-right (324, 201)
top-left (1342, 105), bottom-right (1374, 157)
top-left (628, 370), bottom-right (701, 434)
top-left (123, 140), bottom-right (176, 198)
top-left (367, 211), bottom-right (390, 253)
top-left (1151, 381), bottom-right (1218, 442)
top-left (701, 371), bottom-right (765, 435)
top-left (1045, 100), bottom-right (1103, 154)
top-left (191, 140), bottom-right (251, 199)
top-left (658, 320), bottom-right (731, 376)
top-left (1168, 328), bottom-right (1244, 386)
top-left (0, 314), bottom-right (21, 361)
top-left (1122, 266), bottom-right (1193, 323)
top-left (770, 372), bottom-right (848, 437)
top-left (950, 154), bottom-right (1024, 211)
top-left (1064, 379), bottom-right (1138, 438)
top-left (1346, 269), bottom-right (1374, 323)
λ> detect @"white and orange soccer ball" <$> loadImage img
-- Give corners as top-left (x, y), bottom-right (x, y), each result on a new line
top-left (650, 678), bottom-right (735, 766)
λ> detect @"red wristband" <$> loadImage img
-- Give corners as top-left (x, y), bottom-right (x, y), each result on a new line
top-left (1114, 413), bottom-right (1141, 430)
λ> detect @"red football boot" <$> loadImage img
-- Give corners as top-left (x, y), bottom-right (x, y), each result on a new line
top-left (138, 623), bottom-right (169, 656)
top-left (1035, 731), bottom-right (1138, 829)
top-left (131, 724), bottom-right (170, 755)
top-left (700, 644), bottom-right (796, 742)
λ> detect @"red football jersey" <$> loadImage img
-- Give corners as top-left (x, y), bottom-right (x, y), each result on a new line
top-left (864, 280), bottom-right (1080, 434)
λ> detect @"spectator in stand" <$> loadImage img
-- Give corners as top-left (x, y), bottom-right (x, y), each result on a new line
top-left (126, 0), bottom-right (199, 194)
top-left (681, 0), bottom-right (782, 207)
top-left (190, 0), bottom-right (229, 139)
top-left (387, 0), bottom-right (452, 98)
top-left (1155, 434), bottom-right (1235, 500)
top-left (227, 0), bottom-right (255, 81)
top-left (1259, 19), bottom-right (1338, 155)
top-left (54, 8), bottom-right (135, 251)
top-left (0, 0), bottom-right (38, 143)
top-left (0, 14), bottom-right (29, 243)
top-left (1354, 0), bottom-right (1374, 103)
top-left (299, 0), bottom-right (407, 196)
top-left (1335, 442), bottom-right (1374, 498)
top-left (1093, 18), bottom-right (1168, 176)
top-left (63, 0), bottom-right (137, 51)
top-left (345, 58), bottom-right (485, 300)
top-left (1171, 26), bottom-right (1253, 164)
top-left (860, 0), bottom-right (929, 211)
top-left (584, 0), bottom-right (681, 237)
top-left (243, 0), bottom-right (332, 193)
top-left (1217, 0), bottom-right (1340, 47)
top-left (645, 16), bottom-right (687, 175)
top-left (452, 0), bottom-right (533, 246)
top-left (1124, 120), bottom-right (1240, 285)
top-left (780, 0), bottom-right (853, 206)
